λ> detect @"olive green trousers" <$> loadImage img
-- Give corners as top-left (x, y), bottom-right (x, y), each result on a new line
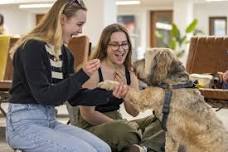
top-left (77, 111), bottom-right (165, 152)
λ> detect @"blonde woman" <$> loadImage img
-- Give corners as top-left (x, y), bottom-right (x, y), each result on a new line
top-left (6, 0), bottom-right (127, 151)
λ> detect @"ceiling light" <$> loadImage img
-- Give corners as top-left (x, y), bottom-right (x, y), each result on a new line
top-left (156, 22), bottom-right (172, 30)
top-left (206, 0), bottom-right (228, 2)
top-left (116, 0), bottom-right (140, 5)
top-left (19, 3), bottom-right (53, 9)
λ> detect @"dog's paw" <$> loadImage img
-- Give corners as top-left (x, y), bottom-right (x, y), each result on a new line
top-left (97, 80), bottom-right (119, 90)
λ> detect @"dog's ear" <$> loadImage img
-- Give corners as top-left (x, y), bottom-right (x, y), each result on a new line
top-left (149, 50), bottom-right (173, 84)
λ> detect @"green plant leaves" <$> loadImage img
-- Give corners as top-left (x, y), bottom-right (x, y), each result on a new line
top-left (185, 19), bottom-right (198, 33)
top-left (171, 23), bottom-right (180, 40)
top-left (168, 38), bottom-right (176, 49)
top-left (155, 18), bottom-right (199, 58)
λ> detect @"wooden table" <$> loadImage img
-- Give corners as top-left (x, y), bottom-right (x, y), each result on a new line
top-left (199, 88), bottom-right (228, 109)
top-left (0, 80), bottom-right (11, 91)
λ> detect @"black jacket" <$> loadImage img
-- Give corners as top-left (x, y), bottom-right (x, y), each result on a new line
top-left (9, 39), bottom-right (112, 106)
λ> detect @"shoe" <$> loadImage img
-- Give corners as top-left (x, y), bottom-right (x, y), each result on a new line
top-left (122, 144), bottom-right (147, 152)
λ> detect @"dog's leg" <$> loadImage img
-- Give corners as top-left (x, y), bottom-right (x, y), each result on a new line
top-left (165, 133), bottom-right (179, 152)
top-left (98, 80), bottom-right (143, 104)
top-left (124, 88), bottom-right (142, 103)
top-left (124, 87), bottom-right (164, 111)
top-left (97, 80), bottom-right (119, 90)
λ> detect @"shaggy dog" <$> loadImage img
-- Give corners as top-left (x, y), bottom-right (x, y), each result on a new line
top-left (98, 48), bottom-right (228, 152)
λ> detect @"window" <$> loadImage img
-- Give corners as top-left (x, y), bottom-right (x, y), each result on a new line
top-left (209, 17), bottom-right (227, 36)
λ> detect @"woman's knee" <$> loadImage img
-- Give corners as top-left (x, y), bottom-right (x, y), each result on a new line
top-left (106, 121), bottom-right (141, 144)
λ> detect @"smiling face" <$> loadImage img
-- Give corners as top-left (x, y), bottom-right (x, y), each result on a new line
top-left (61, 9), bottom-right (87, 44)
top-left (106, 31), bottom-right (129, 65)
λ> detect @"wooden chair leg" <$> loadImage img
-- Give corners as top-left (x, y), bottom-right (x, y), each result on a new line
top-left (0, 91), bottom-right (9, 117)
top-left (0, 104), bottom-right (6, 117)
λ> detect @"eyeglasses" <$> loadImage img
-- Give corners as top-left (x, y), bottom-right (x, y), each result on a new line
top-left (108, 43), bottom-right (129, 51)
top-left (68, 0), bottom-right (83, 7)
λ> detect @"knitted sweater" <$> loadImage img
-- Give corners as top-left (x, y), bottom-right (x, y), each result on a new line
top-left (9, 39), bottom-right (112, 106)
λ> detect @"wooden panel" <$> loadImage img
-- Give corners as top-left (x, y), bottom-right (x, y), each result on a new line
top-left (150, 10), bottom-right (173, 48)
top-left (36, 14), bottom-right (45, 25)
top-left (68, 36), bottom-right (90, 71)
top-left (186, 36), bottom-right (228, 74)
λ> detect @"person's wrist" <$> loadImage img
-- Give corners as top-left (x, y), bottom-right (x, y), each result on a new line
top-left (82, 68), bottom-right (91, 77)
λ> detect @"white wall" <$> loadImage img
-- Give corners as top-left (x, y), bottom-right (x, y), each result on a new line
top-left (0, 5), bottom-right (35, 36)
top-left (84, 0), bottom-right (116, 45)
top-left (193, 2), bottom-right (228, 35)
top-left (173, 0), bottom-right (194, 34)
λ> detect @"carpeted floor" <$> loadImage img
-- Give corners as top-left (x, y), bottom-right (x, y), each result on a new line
top-left (0, 126), bottom-right (13, 152)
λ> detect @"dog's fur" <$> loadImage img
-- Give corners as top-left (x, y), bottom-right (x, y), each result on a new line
top-left (98, 48), bottom-right (228, 152)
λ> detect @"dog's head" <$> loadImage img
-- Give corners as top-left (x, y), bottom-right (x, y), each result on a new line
top-left (133, 48), bottom-right (189, 85)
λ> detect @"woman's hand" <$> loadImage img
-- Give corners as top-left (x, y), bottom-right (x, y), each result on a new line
top-left (223, 70), bottom-right (228, 83)
top-left (112, 83), bottom-right (129, 99)
top-left (83, 59), bottom-right (101, 76)
top-left (113, 83), bottom-right (140, 117)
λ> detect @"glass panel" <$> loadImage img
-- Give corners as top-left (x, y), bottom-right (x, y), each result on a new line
top-left (209, 17), bottom-right (227, 36)
top-left (214, 20), bottom-right (226, 36)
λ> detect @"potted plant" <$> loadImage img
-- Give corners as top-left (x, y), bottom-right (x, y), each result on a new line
top-left (156, 19), bottom-right (199, 57)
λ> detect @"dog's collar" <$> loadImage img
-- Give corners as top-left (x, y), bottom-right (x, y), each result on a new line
top-left (158, 80), bottom-right (196, 131)
top-left (157, 80), bottom-right (196, 90)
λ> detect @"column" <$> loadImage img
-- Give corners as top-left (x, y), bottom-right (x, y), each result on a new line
top-left (84, 0), bottom-right (117, 46)
top-left (173, 0), bottom-right (194, 65)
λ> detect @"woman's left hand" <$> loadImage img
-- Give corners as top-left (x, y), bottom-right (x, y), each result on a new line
top-left (112, 83), bottom-right (129, 99)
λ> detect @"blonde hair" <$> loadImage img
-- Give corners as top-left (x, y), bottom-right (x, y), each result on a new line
top-left (92, 23), bottom-right (132, 69)
top-left (10, 0), bottom-right (87, 59)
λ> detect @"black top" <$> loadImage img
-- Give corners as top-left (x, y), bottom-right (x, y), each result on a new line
top-left (95, 67), bottom-right (131, 112)
top-left (9, 39), bottom-right (113, 106)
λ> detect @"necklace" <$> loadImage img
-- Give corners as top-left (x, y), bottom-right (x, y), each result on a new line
top-left (113, 69), bottom-right (124, 82)
top-left (103, 60), bottom-right (124, 82)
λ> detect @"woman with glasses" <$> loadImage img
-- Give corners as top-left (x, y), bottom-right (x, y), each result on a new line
top-left (77, 23), bottom-right (165, 152)
top-left (5, 0), bottom-right (128, 151)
